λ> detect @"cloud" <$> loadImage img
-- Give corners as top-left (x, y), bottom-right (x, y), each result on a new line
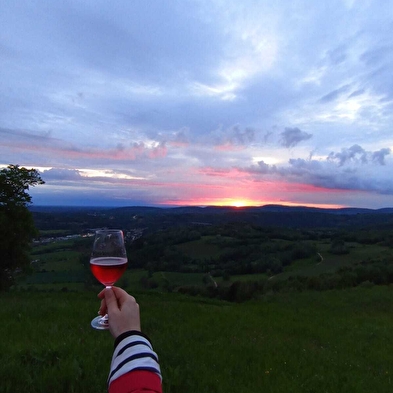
top-left (240, 144), bottom-right (393, 194)
top-left (372, 148), bottom-right (391, 165)
top-left (147, 142), bottom-right (167, 159)
top-left (285, 158), bottom-right (393, 194)
top-left (2, 1), bottom-right (393, 208)
top-left (170, 129), bottom-right (190, 147)
top-left (0, 128), bottom-right (54, 144)
top-left (360, 45), bottom-right (393, 67)
top-left (318, 84), bottom-right (351, 103)
top-left (328, 144), bottom-right (367, 166)
top-left (348, 89), bottom-right (365, 98)
top-left (325, 44), bottom-right (348, 65)
top-left (252, 160), bottom-right (276, 175)
top-left (328, 145), bottom-right (391, 166)
top-left (0, 127), bottom-right (168, 165)
top-left (41, 168), bottom-right (83, 181)
top-left (280, 127), bottom-right (312, 148)
top-left (212, 124), bottom-right (256, 150)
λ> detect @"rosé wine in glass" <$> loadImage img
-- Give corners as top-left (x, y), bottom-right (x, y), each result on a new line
top-left (90, 229), bottom-right (128, 330)
top-left (90, 257), bottom-right (128, 287)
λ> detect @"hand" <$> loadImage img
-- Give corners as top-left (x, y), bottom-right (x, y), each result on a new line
top-left (98, 286), bottom-right (141, 338)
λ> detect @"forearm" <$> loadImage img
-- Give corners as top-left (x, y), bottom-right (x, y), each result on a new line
top-left (108, 330), bottom-right (162, 393)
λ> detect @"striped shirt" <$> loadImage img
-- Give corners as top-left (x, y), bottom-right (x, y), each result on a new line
top-left (108, 330), bottom-right (162, 391)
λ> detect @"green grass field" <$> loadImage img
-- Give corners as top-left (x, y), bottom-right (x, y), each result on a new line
top-left (277, 242), bottom-right (393, 280)
top-left (2, 287), bottom-right (393, 392)
top-left (21, 233), bottom-right (393, 297)
top-left (175, 236), bottom-right (227, 259)
top-left (9, 233), bottom-right (393, 391)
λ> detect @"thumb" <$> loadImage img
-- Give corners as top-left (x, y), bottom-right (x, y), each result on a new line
top-left (104, 287), bottom-right (119, 312)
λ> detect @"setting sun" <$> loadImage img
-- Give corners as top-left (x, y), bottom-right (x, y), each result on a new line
top-left (230, 200), bottom-right (250, 208)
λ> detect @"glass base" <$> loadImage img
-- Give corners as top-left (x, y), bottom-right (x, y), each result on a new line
top-left (91, 315), bottom-right (110, 330)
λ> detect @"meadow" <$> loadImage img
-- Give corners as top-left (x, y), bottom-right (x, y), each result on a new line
top-left (2, 287), bottom-right (393, 392)
top-left (6, 223), bottom-right (393, 392)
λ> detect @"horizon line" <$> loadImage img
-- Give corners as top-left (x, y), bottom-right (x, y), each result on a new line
top-left (28, 203), bottom-right (393, 211)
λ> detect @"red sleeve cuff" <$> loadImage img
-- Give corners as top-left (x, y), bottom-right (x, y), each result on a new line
top-left (109, 370), bottom-right (162, 393)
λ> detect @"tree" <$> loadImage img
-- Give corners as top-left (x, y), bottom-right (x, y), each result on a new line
top-left (0, 165), bottom-right (44, 290)
top-left (329, 238), bottom-right (349, 255)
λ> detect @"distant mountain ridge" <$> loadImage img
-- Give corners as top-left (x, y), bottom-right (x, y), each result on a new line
top-left (30, 203), bottom-right (393, 231)
top-left (29, 204), bottom-right (393, 214)
top-left (162, 204), bottom-right (393, 215)
top-left (29, 204), bottom-right (393, 215)
top-left (249, 205), bottom-right (393, 215)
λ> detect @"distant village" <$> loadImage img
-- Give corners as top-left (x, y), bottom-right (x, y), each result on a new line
top-left (33, 228), bottom-right (145, 245)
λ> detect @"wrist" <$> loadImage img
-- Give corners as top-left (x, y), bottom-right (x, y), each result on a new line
top-left (114, 330), bottom-right (151, 349)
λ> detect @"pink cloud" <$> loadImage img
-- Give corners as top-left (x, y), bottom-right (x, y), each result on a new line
top-left (168, 140), bottom-right (189, 148)
top-left (5, 139), bottom-right (168, 162)
top-left (148, 142), bottom-right (167, 158)
top-left (198, 166), bottom-right (253, 179)
top-left (214, 142), bottom-right (247, 152)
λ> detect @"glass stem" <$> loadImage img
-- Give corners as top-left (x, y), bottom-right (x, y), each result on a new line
top-left (102, 285), bottom-right (112, 324)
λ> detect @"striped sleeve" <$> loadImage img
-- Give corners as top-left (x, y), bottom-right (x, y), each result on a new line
top-left (108, 330), bottom-right (162, 388)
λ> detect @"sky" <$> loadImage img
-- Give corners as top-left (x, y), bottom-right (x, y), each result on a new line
top-left (1, 0), bottom-right (393, 209)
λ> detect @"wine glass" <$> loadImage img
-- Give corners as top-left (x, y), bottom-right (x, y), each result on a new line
top-left (90, 229), bottom-right (128, 330)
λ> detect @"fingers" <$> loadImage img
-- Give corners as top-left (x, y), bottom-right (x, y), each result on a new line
top-left (98, 297), bottom-right (107, 316)
top-left (96, 287), bottom-right (141, 338)
top-left (96, 286), bottom-right (138, 322)
top-left (98, 288), bottom-right (106, 299)
top-left (104, 287), bottom-right (119, 312)
top-left (111, 286), bottom-right (133, 303)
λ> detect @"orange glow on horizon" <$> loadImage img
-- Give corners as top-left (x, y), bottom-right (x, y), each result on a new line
top-left (160, 197), bottom-right (346, 210)
top-left (158, 175), bottom-right (351, 210)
